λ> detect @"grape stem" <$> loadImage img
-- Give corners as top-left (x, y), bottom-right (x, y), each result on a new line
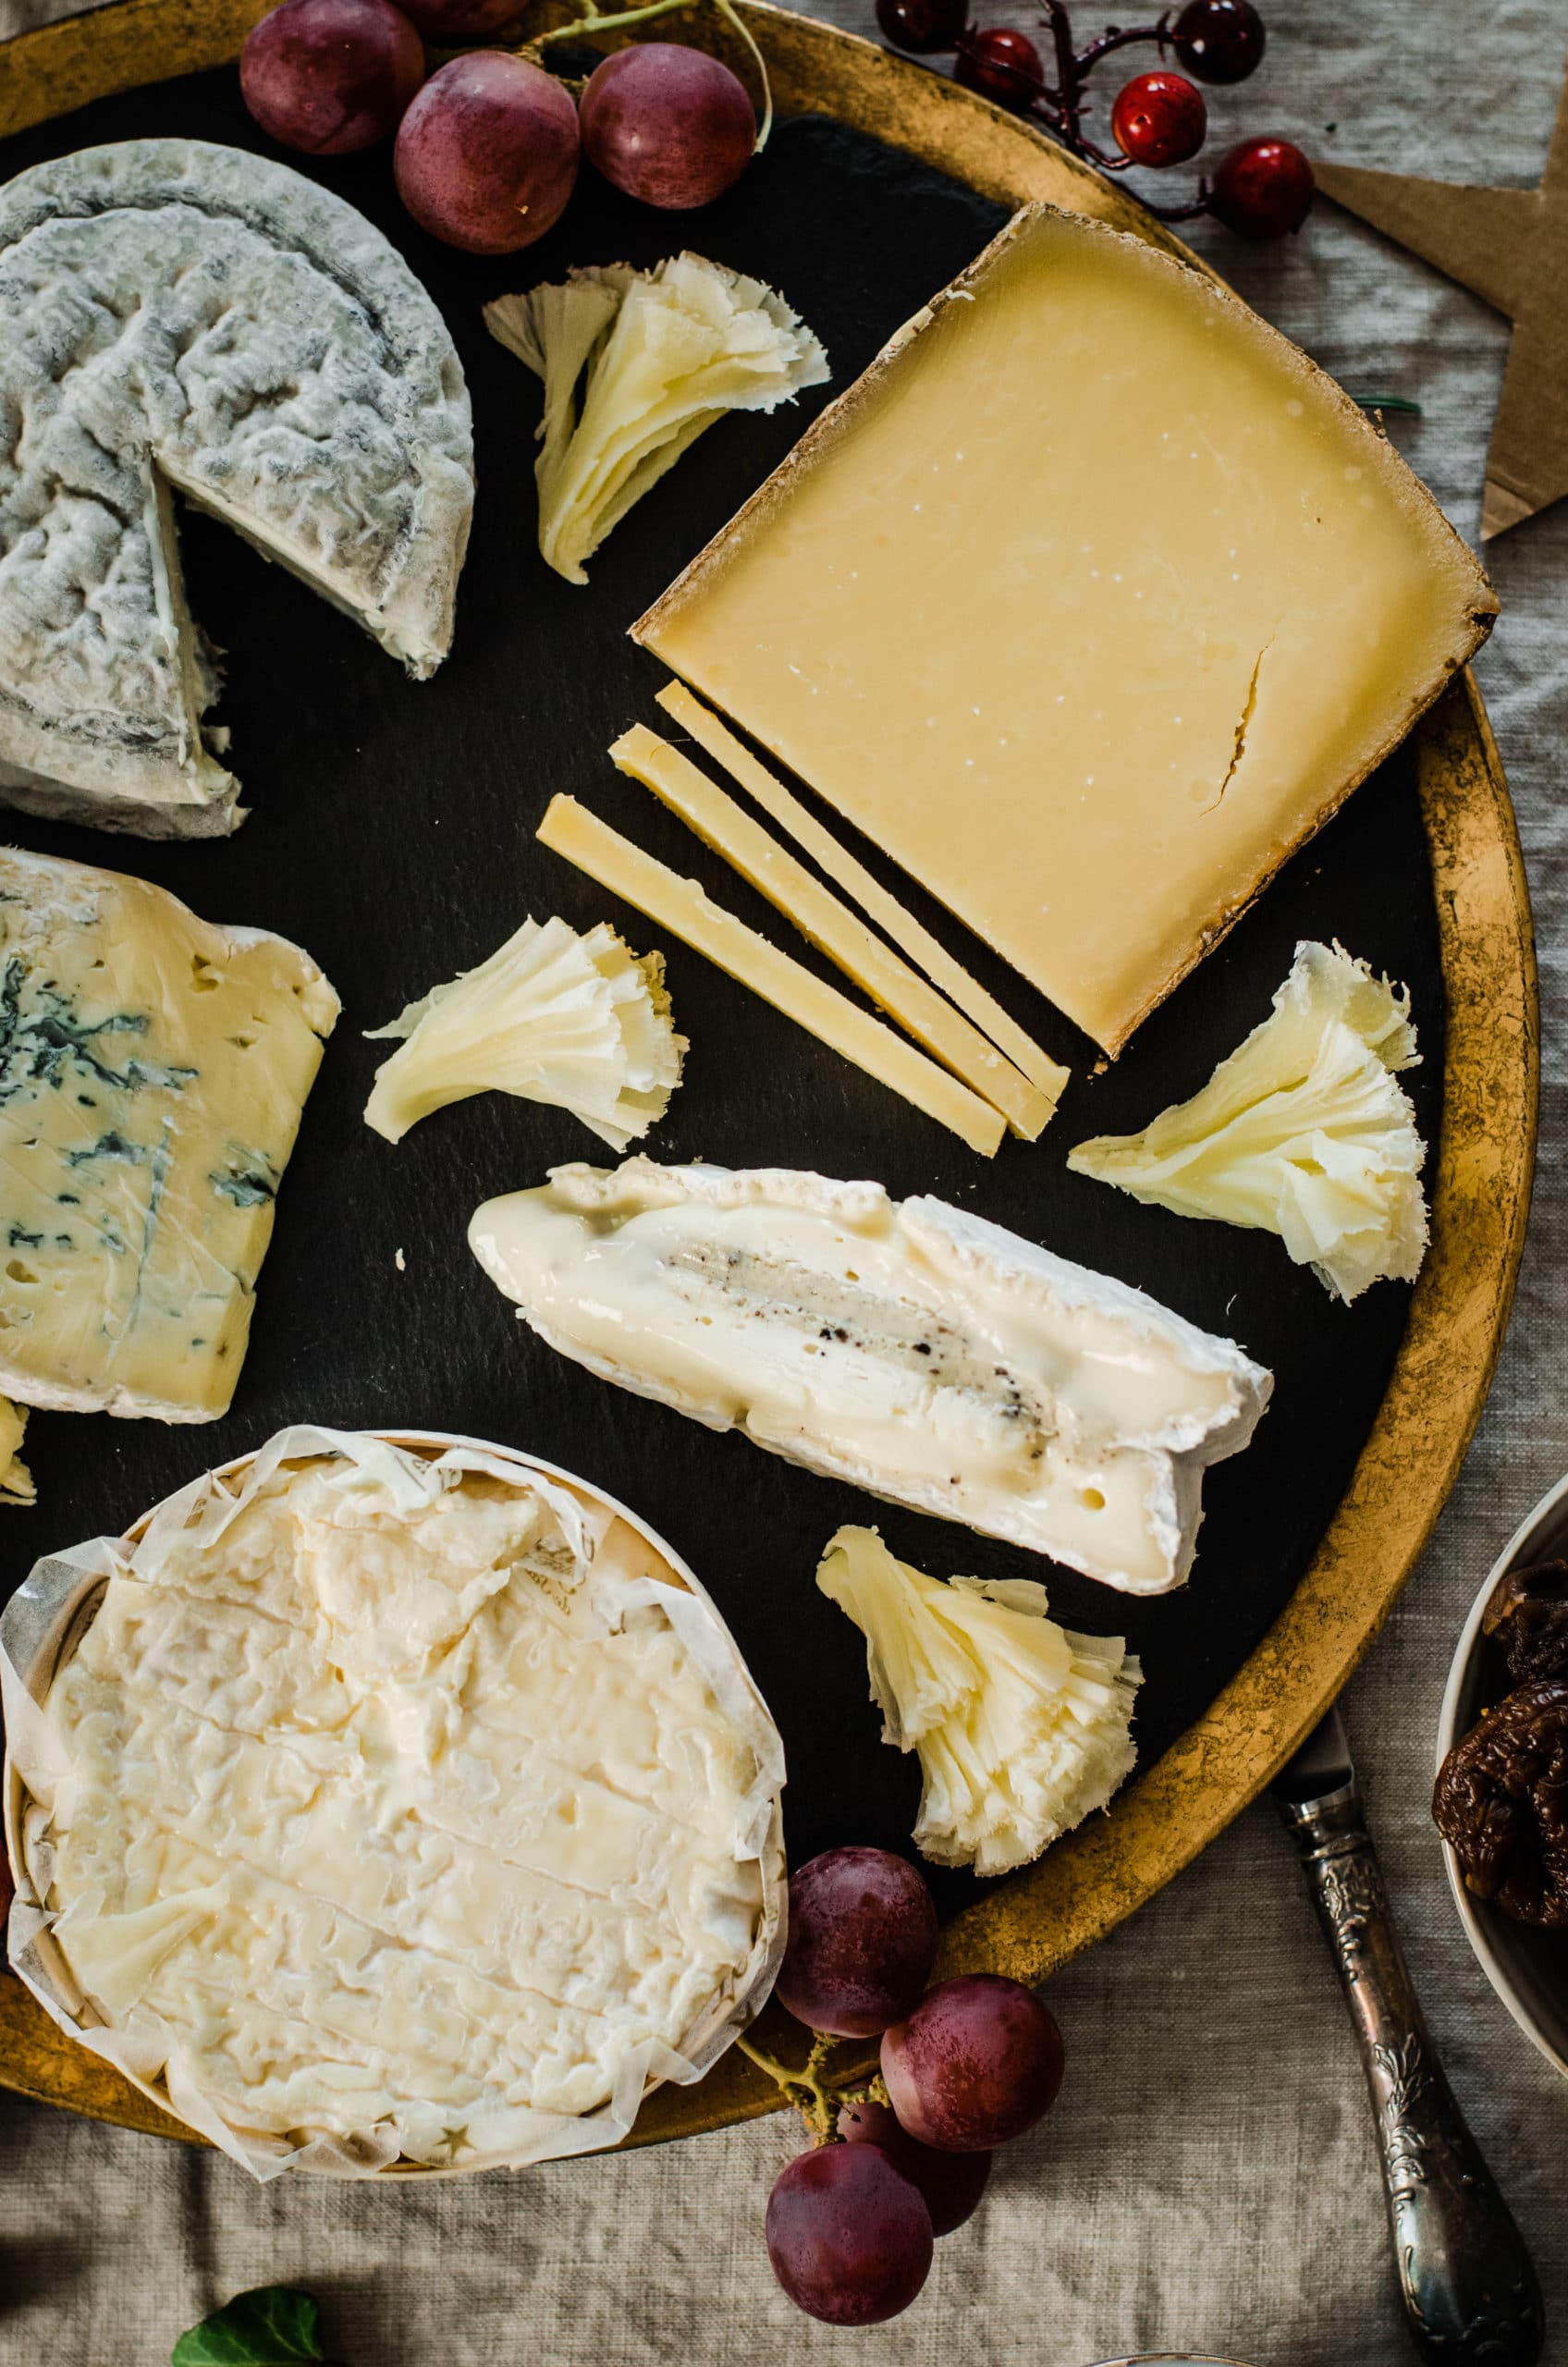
top-left (736, 2030), bottom-right (888, 2143)
top-left (532, 0), bottom-right (773, 148)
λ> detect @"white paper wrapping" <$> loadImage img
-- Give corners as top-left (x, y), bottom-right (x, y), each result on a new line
top-left (0, 1427), bottom-right (787, 2181)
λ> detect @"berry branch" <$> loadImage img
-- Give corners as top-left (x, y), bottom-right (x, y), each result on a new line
top-left (879, 0), bottom-right (1314, 239)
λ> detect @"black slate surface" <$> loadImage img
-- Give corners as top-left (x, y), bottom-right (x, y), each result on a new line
top-left (0, 71), bottom-right (1443, 1920)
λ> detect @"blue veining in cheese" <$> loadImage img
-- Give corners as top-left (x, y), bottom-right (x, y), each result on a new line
top-left (0, 849), bottom-right (338, 1419)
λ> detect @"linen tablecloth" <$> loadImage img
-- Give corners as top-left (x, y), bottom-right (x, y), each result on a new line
top-left (0, 1), bottom-right (1564, 2359)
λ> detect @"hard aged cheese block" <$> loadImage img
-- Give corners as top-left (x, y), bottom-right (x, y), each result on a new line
top-left (0, 140), bottom-right (474, 838)
top-left (470, 1159), bottom-right (1271, 1593)
top-left (0, 851), bottom-right (338, 1420)
top-left (4, 1432), bottom-right (783, 2176)
top-left (636, 203), bottom-right (1497, 1055)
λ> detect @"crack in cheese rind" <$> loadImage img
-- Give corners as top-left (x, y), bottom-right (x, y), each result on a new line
top-left (610, 723), bottom-right (1050, 1137)
top-left (536, 795), bottom-right (1006, 1155)
top-left (0, 849), bottom-right (337, 1419)
top-left (654, 681), bottom-right (1069, 1104)
top-left (0, 140), bottom-right (473, 836)
top-left (28, 1441), bottom-right (782, 2170)
top-left (469, 1159), bottom-right (1271, 1593)
top-left (635, 203), bottom-right (1496, 1054)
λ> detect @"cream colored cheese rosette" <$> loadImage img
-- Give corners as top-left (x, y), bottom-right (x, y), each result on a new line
top-left (0, 1429), bottom-right (785, 2179)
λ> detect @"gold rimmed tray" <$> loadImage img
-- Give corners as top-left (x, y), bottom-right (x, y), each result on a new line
top-left (0, 0), bottom-right (1537, 2155)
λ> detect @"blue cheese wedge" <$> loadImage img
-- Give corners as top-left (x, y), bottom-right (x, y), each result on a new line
top-left (6, 1429), bottom-right (785, 2175)
top-left (0, 140), bottom-right (474, 838)
top-left (0, 850), bottom-right (337, 1420)
top-left (470, 1159), bottom-right (1271, 1594)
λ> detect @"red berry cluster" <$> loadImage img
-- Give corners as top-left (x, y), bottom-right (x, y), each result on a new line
top-left (876, 0), bottom-right (1313, 239)
top-left (239, 0), bottom-right (760, 254)
top-left (746, 1848), bottom-right (1066, 2325)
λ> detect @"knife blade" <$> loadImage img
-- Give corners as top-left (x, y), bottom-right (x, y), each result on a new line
top-left (1273, 1707), bottom-right (1544, 2365)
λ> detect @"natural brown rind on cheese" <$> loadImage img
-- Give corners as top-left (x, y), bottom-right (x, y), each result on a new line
top-left (635, 202), bottom-right (1497, 1056)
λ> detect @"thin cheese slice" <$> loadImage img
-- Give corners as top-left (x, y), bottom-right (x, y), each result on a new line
top-left (655, 682), bottom-right (1068, 1103)
top-left (636, 203), bottom-right (1496, 1054)
top-left (536, 798), bottom-right (1005, 1156)
top-left (610, 724), bottom-right (1049, 1137)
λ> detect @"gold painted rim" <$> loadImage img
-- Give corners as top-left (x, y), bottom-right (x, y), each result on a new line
top-left (0, 0), bottom-right (1538, 2158)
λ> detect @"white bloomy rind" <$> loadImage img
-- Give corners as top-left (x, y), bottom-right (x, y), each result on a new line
top-left (1068, 939), bottom-right (1428, 1304)
top-left (817, 1525), bottom-right (1142, 1876)
top-left (364, 916), bottom-right (685, 1151)
top-left (485, 253), bottom-right (828, 586)
top-left (469, 1159), bottom-right (1271, 1594)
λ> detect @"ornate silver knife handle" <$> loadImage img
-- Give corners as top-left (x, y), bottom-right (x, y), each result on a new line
top-left (1278, 1776), bottom-right (1544, 2365)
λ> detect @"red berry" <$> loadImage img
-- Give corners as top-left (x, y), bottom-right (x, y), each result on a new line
top-left (1169, 0), bottom-right (1266, 85)
top-left (881, 1973), bottom-right (1064, 2152)
top-left (240, 0), bottom-right (425, 156)
top-left (776, 1847), bottom-right (938, 2039)
top-left (1208, 135), bottom-right (1314, 239)
top-left (876, 0), bottom-right (968, 53)
top-left (954, 24), bottom-right (1043, 110)
top-left (1110, 69), bottom-right (1207, 168)
top-left (766, 2145), bottom-right (933, 2325)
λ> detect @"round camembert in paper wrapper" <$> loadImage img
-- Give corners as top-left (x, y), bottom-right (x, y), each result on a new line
top-left (0, 1428), bottom-right (786, 2180)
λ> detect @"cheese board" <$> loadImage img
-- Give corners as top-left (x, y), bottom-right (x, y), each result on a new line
top-left (0, 0), bottom-right (1537, 2163)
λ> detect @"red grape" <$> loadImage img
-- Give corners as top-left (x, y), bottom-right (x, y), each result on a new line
top-left (953, 24), bottom-right (1043, 109)
top-left (1110, 70), bottom-right (1207, 168)
top-left (881, 1974), bottom-right (1064, 2152)
top-left (766, 2144), bottom-right (933, 2324)
top-left (776, 1847), bottom-right (938, 2039)
top-left (240, 0), bottom-right (425, 156)
top-left (1207, 135), bottom-right (1314, 239)
top-left (579, 45), bottom-right (755, 211)
top-left (394, 51), bottom-right (579, 254)
top-left (399, 0), bottom-right (521, 33)
top-left (876, 0), bottom-right (969, 55)
top-left (1169, 0), bottom-right (1266, 85)
top-left (838, 2098), bottom-right (992, 2235)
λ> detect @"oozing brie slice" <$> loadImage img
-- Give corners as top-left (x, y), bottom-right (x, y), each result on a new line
top-left (0, 140), bottom-right (474, 836)
top-left (470, 1160), bottom-right (1271, 1593)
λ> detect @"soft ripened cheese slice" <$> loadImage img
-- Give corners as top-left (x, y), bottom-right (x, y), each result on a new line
top-left (536, 795), bottom-right (1006, 1155)
top-left (609, 724), bottom-right (1050, 1136)
top-left (0, 851), bottom-right (338, 1420)
top-left (636, 203), bottom-right (1497, 1054)
top-left (9, 1433), bottom-right (782, 2175)
top-left (655, 682), bottom-right (1069, 1102)
top-left (470, 1159), bottom-right (1271, 1592)
top-left (0, 140), bottom-right (473, 837)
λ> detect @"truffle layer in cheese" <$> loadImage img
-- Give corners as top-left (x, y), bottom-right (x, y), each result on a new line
top-left (0, 850), bottom-right (337, 1420)
top-left (636, 203), bottom-right (1496, 1054)
top-left (470, 1159), bottom-right (1271, 1593)
top-left (29, 1439), bottom-right (781, 2171)
top-left (0, 140), bottom-right (474, 837)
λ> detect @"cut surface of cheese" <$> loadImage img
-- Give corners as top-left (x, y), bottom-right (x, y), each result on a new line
top-left (609, 723), bottom-right (1049, 1136)
top-left (0, 851), bottom-right (338, 1420)
top-left (536, 796), bottom-right (1005, 1155)
top-left (0, 140), bottom-right (473, 837)
top-left (655, 681), bottom-right (1068, 1102)
top-left (636, 203), bottom-right (1496, 1053)
top-left (6, 1430), bottom-right (783, 2177)
top-left (816, 1524), bottom-right (1141, 1875)
top-left (470, 1159), bottom-right (1272, 1592)
top-left (0, 1396), bottom-right (33, 1507)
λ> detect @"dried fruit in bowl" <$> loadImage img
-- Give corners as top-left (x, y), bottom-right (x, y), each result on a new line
top-left (1433, 1678), bottom-right (1568, 1930)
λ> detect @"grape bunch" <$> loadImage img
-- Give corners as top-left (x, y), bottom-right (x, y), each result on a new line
top-left (876, 0), bottom-right (1313, 239)
top-left (754, 1847), bottom-right (1066, 2324)
top-left (239, 0), bottom-right (759, 253)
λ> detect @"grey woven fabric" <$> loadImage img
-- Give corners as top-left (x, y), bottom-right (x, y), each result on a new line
top-left (1, 1), bottom-right (1566, 2360)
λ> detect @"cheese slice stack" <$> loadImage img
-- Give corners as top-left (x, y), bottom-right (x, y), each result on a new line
top-left (636, 203), bottom-right (1497, 1054)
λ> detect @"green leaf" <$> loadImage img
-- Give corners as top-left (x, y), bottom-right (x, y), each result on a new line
top-left (171, 2287), bottom-right (327, 2366)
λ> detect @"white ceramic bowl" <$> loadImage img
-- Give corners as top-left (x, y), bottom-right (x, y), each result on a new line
top-left (1436, 1472), bottom-right (1568, 2079)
